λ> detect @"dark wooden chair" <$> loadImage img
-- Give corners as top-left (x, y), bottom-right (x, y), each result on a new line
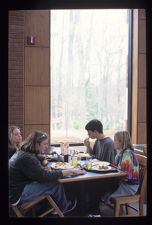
top-left (11, 194), bottom-right (64, 217)
top-left (110, 153), bottom-right (147, 217)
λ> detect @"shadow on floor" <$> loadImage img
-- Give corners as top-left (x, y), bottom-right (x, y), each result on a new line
top-left (100, 202), bottom-right (147, 217)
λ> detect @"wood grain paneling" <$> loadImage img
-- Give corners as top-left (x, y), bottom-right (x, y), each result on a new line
top-left (25, 86), bottom-right (50, 124)
top-left (138, 9), bottom-right (146, 19)
top-left (138, 19), bottom-right (146, 53)
top-left (25, 47), bottom-right (50, 85)
top-left (24, 10), bottom-right (50, 139)
top-left (132, 9), bottom-right (147, 146)
top-left (24, 125), bottom-right (50, 139)
top-left (138, 89), bottom-right (147, 122)
top-left (138, 54), bottom-right (146, 88)
top-left (25, 10), bottom-right (49, 47)
top-left (137, 123), bottom-right (147, 144)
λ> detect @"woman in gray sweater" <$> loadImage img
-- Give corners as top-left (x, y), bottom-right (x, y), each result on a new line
top-left (9, 130), bottom-right (84, 212)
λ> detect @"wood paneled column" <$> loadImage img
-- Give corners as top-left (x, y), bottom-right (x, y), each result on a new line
top-left (24, 10), bottom-right (50, 138)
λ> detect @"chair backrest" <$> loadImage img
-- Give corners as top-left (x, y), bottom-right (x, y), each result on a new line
top-left (135, 154), bottom-right (147, 198)
top-left (143, 144), bottom-right (147, 156)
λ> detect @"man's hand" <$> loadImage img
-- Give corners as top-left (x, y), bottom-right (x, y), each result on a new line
top-left (84, 137), bottom-right (91, 148)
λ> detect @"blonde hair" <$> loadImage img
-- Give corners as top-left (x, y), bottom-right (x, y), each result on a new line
top-left (8, 125), bottom-right (21, 148)
top-left (114, 131), bottom-right (134, 150)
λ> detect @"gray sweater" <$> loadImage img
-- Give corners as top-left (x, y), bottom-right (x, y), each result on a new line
top-left (92, 137), bottom-right (116, 163)
top-left (9, 150), bottom-right (63, 204)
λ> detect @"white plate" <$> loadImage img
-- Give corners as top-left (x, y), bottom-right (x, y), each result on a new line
top-left (91, 165), bottom-right (112, 171)
top-left (51, 162), bottom-right (74, 170)
top-left (75, 153), bottom-right (90, 158)
top-left (91, 161), bottom-right (110, 167)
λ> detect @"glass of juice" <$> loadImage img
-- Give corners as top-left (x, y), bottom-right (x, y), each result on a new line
top-left (71, 156), bottom-right (78, 167)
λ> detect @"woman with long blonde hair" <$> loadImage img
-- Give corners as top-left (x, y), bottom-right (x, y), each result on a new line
top-left (8, 125), bottom-right (22, 159)
top-left (100, 131), bottom-right (139, 214)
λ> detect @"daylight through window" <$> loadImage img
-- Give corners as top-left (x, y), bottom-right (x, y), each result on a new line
top-left (50, 9), bottom-right (130, 144)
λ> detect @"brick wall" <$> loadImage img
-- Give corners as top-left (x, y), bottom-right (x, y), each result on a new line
top-left (8, 11), bottom-right (24, 136)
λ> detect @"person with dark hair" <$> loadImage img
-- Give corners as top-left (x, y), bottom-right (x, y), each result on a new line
top-left (8, 125), bottom-right (22, 159)
top-left (84, 119), bottom-right (116, 163)
top-left (9, 130), bottom-right (85, 214)
top-left (83, 120), bottom-right (116, 215)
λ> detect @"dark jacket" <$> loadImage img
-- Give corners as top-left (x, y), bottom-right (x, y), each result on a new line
top-left (8, 146), bottom-right (17, 159)
top-left (9, 150), bottom-right (63, 204)
top-left (8, 139), bottom-right (18, 159)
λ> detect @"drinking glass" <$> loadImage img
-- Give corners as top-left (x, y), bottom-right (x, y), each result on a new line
top-left (71, 156), bottom-right (78, 167)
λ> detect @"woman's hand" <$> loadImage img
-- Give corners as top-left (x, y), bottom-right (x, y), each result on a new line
top-left (72, 168), bottom-right (86, 175)
top-left (62, 168), bottom-right (86, 177)
top-left (42, 159), bottom-right (48, 166)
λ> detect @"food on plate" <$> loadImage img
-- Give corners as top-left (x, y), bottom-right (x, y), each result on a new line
top-left (51, 162), bottom-right (73, 169)
top-left (91, 160), bottom-right (109, 166)
top-left (54, 162), bottom-right (67, 167)
top-left (84, 161), bottom-right (110, 170)
top-left (75, 150), bottom-right (80, 154)
top-left (75, 153), bottom-right (90, 158)
top-left (99, 164), bottom-right (109, 170)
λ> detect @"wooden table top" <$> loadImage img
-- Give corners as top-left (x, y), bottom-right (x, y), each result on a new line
top-left (58, 169), bottom-right (126, 183)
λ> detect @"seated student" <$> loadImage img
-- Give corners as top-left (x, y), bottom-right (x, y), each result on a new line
top-left (9, 130), bottom-right (85, 214)
top-left (84, 119), bottom-right (116, 163)
top-left (99, 130), bottom-right (139, 214)
top-left (8, 125), bottom-right (22, 159)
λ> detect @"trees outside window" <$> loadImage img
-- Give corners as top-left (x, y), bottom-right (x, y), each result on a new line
top-left (50, 9), bottom-right (130, 144)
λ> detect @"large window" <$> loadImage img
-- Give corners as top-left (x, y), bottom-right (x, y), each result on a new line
top-left (50, 9), bottom-right (131, 144)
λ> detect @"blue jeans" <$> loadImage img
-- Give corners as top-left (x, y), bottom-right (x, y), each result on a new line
top-left (19, 181), bottom-right (68, 211)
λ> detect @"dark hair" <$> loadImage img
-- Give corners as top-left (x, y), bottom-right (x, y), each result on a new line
top-left (20, 130), bottom-right (48, 154)
top-left (85, 119), bottom-right (103, 133)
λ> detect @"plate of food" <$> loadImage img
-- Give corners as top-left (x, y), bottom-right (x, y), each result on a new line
top-left (74, 152), bottom-right (91, 160)
top-left (92, 165), bottom-right (112, 171)
top-left (91, 161), bottom-right (110, 168)
top-left (75, 152), bottom-right (89, 157)
top-left (51, 162), bottom-right (74, 170)
top-left (83, 161), bottom-right (118, 173)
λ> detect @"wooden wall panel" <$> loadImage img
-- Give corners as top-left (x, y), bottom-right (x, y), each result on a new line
top-left (138, 54), bottom-right (146, 88)
top-left (132, 9), bottom-right (147, 145)
top-left (137, 9), bottom-right (147, 145)
top-left (25, 47), bottom-right (50, 85)
top-left (138, 89), bottom-right (147, 123)
top-left (137, 123), bottom-right (147, 144)
top-left (25, 10), bottom-right (49, 47)
top-left (138, 19), bottom-right (146, 53)
top-left (25, 86), bottom-right (50, 124)
top-left (24, 125), bottom-right (50, 139)
top-left (24, 10), bottom-right (50, 139)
